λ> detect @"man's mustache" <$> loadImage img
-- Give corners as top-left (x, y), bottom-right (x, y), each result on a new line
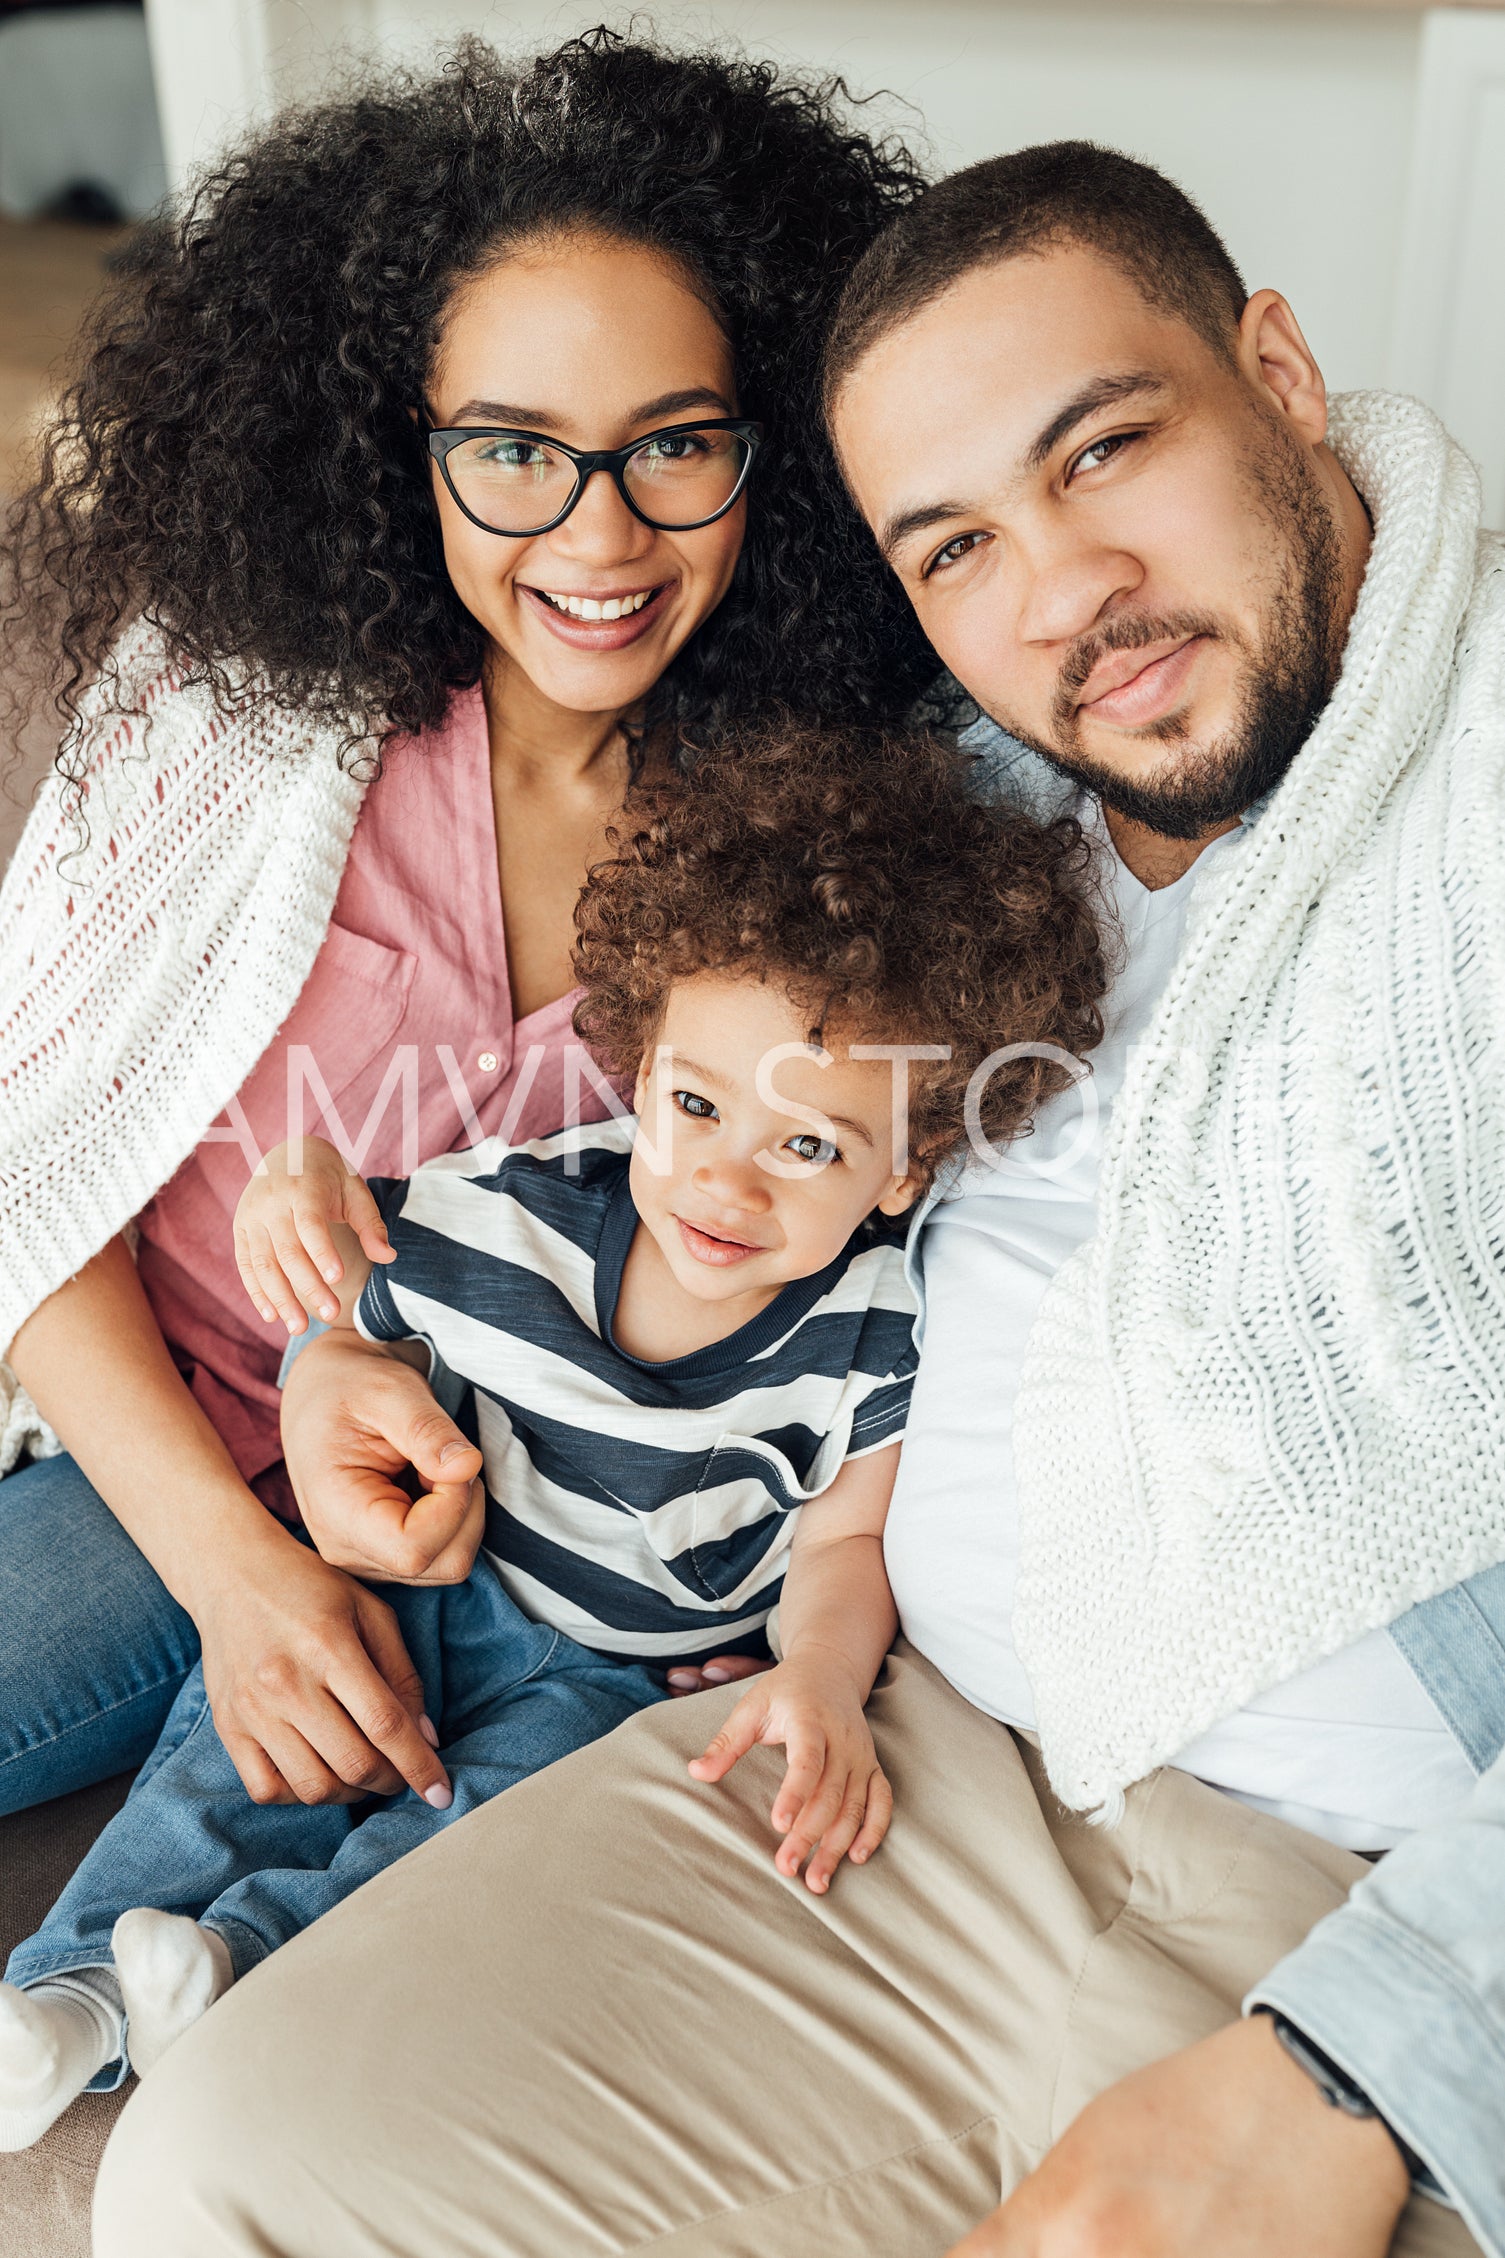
top-left (1052, 609), bottom-right (1225, 727)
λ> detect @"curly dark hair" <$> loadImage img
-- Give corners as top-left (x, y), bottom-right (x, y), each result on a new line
top-left (1, 29), bottom-right (948, 779)
top-left (573, 721), bottom-right (1109, 1173)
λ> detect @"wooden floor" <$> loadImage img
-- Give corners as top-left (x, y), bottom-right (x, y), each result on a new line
top-left (0, 212), bottom-right (130, 499)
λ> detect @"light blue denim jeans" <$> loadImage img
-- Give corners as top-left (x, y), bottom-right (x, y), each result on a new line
top-left (5, 1566), bottom-right (666, 2087)
top-left (0, 1452), bottom-right (200, 1816)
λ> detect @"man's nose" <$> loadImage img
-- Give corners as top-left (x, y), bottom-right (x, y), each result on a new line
top-left (1013, 521), bottom-right (1143, 649)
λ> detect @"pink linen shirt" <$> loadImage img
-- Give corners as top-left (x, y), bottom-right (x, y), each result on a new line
top-left (134, 686), bottom-right (615, 1515)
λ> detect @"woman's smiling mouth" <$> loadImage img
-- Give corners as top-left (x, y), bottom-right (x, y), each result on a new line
top-left (521, 582), bottom-right (669, 648)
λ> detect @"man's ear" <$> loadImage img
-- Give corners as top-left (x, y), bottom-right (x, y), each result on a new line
top-left (876, 1167), bottom-right (926, 1219)
top-left (1237, 289), bottom-right (1328, 450)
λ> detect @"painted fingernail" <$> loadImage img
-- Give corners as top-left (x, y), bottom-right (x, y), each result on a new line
top-left (424, 1782), bottom-right (453, 1810)
top-left (419, 1714), bottom-right (439, 1747)
top-left (702, 1665), bottom-right (731, 1682)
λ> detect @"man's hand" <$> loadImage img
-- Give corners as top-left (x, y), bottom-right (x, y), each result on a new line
top-left (946, 2016), bottom-right (1411, 2258)
top-left (689, 1646), bottom-right (892, 1893)
top-left (281, 1328), bottom-right (484, 1586)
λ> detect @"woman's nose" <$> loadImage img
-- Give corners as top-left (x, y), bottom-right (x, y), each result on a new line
top-left (547, 467), bottom-right (656, 564)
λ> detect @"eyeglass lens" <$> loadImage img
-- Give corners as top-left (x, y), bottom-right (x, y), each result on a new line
top-left (443, 427), bottom-right (750, 532)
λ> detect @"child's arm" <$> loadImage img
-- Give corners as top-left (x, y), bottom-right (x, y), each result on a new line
top-left (233, 1137), bottom-right (394, 1335)
top-left (688, 1440), bottom-right (900, 1895)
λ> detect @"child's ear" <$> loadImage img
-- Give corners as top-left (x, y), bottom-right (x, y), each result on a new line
top-left (632, 1053), bottom-right (652, 1114)
top-left (876, 1166), bottom-right (927, 1219)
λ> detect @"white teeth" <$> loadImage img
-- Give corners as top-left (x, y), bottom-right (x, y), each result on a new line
top-left (538, 589), bottom-right (653, 619)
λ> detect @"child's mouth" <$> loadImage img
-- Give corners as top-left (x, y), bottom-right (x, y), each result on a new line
top-left (675, 1216), bottom-right (763, 1268)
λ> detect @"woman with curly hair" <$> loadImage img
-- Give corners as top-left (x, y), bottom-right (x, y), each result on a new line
top-left (0, 29), bottom-right (940, 1827)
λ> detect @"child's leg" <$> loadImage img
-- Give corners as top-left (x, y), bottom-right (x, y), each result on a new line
top-left (1, 1662), bottom-right (359, 2131)
top-left (197, 1574), bottom-right (666, 1964)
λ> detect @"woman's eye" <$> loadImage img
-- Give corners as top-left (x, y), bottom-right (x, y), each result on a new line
top-left (924, 531), bottom-right (987, 580)
top-left (674, 1090), bottom-right (717, 1120)
top-left (1070, 430), bottom-right (1138, 480)
top-left (786, 1133), bottom-right (838, 1166)
top-left (476, 439), bottom-right (548, 468)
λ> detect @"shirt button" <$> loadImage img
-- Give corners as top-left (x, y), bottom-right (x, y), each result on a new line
top-left (478, 1051), bottom-right (499, 1074)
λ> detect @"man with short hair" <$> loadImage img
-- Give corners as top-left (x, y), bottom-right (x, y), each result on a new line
top-left (94, 145), bottom-right (1503, 2258)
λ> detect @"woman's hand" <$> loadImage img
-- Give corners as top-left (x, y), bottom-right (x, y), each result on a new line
top-left (666, 1654), bottom-right (773, 1697)
top-left (688, 1647), bottom-right (892, 1893)
top-left (196, 1517), bottom-right (454, 1808)
top-left (281, 1328), bottom-right (486, 1587)
top-left (234, 1136), bottom-right (394, 1335)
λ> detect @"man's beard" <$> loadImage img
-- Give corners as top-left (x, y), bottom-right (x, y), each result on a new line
top-left (995, 424), bottom-right (1349, 842)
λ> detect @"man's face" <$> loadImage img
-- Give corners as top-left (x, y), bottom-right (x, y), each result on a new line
top-left (832, 245), bottom-right (1349, 839)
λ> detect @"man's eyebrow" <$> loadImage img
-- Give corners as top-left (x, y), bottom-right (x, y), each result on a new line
top-left (877, 499), bottom-right (973, 563)
top-left (446, 385), bottom-right (734, 432)
top-left (1023, 370), bottom-right (1168, 471)
top-left (876, 371), bottom-right (1170, 562)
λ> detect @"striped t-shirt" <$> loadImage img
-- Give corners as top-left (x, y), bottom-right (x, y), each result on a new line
top-left (356, 1122), bottom-right (918, 1665)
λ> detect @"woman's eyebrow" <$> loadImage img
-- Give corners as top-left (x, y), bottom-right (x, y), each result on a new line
top-left (446, 386), bottom-right (735, 431)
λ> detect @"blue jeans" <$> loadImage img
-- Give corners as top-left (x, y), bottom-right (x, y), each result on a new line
top-left (0, 1454), bottom-right (200, 1816)
top-left (5, 1566), bottom-right (666, 2085)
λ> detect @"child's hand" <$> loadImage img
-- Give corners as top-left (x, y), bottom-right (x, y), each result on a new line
top-left (688, 1649), bottom-right (892, 1893)
top-left (234, 1138), bottom-right (394, 1334)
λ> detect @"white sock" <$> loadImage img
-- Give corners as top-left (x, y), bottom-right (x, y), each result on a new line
top-left (113, 1909), bottom-right (234, 2077)
top-left (0, 1976), bottom-right (121, 2150)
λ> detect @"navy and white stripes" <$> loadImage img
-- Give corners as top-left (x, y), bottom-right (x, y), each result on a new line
top-left (357, 1123), bottom-right (917, 1664)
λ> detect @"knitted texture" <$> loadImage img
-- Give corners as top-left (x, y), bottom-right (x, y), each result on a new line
top-left (0, 622), bottom-right (368, 1456)
top-left (1012, 392), bottom-right (1505, 1815)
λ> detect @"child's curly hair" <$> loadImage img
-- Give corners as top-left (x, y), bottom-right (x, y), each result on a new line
top-left (574, 724), bottom-right (1110, 1173)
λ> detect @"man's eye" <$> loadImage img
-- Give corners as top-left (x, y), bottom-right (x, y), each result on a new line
top-left (674, 1090), bottom-right (717, 1120)
top-left (1069, 430), bottom-right (1138, 480)
top-left (923, 530), bottom-right (988, 580)
top-left (786, 1133), bottom-right (838, 1166)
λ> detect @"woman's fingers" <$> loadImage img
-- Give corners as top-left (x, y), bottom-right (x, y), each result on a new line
top-left (700, 1654), bottom-right (775, 1687)
top-left (687, 1686), bottom-right (770, 1783)
top-left (668, 1653), bottom-right (772, 1696)
top-left (343, 1590), bottom-right (453, 1807)
top-left (218, 1725), bottom-right (296, 1806)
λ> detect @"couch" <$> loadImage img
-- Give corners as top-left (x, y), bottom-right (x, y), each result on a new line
top-left (0, 1776), bottom-right (133, 2253)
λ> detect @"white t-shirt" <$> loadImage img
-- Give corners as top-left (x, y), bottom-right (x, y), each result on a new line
top-left (885, 804), bottom-right (1475, 1851)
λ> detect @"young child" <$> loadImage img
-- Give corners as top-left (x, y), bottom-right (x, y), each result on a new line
top-left (0, 722), bottom-right (1105, 2146)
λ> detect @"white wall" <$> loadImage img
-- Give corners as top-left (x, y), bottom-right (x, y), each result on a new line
top-left (144, 1), bottom-right (1505, 518)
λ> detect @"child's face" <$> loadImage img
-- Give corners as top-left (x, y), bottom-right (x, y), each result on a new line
top-left (628, 972), bottom-right (925, 1308)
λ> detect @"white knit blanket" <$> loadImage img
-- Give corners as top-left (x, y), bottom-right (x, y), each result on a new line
top-left (1012, 392), bottom-right (1505, 1814)
top-left (0, 623), bottom-right (368, 1466)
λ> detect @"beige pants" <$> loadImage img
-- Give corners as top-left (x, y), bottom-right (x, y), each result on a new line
top-left (93, 1643), bottom-right (1476, 2257)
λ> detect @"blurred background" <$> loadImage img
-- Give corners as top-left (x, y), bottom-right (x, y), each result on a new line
top-left (3, 0), bottom-right (1503, 861)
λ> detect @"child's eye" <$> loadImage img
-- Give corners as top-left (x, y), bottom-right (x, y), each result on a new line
top-left (786, 1133), bottom-right (839, 1166)
top-left (674, 1089), bottom-right (718, 1120)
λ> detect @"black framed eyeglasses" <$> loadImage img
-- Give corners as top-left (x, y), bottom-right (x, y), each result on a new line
top-left (424, 415), bottom-right (762, 537)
